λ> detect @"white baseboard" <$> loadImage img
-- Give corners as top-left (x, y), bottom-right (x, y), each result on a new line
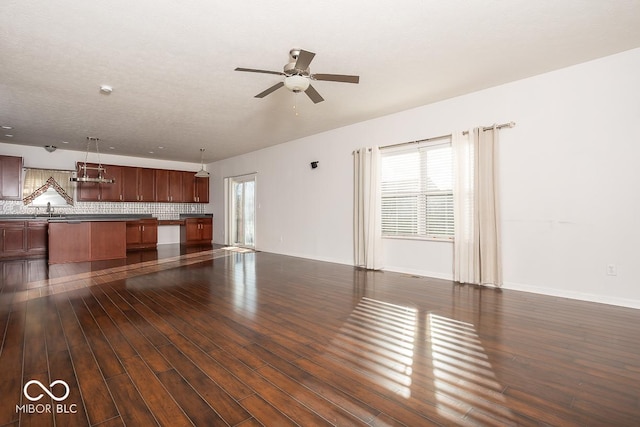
top-left (235, 249), bottom-right (640, 310)
top-left (255, 247), bottom-right (353, 267)
top-left (503, 281), bottom-right (640, 310)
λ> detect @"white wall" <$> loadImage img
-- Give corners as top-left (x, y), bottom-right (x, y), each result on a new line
top-left (211, 48), bottom-right (640, 308)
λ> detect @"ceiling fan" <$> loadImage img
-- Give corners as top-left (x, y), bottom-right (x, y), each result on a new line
top-left (235, 49), bottom-right (359, 104)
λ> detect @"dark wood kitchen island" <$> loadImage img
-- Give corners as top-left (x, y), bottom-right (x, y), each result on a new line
top-left (48, 220), bottom-right (127, 264)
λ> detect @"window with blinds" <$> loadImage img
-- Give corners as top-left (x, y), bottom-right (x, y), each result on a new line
top-left (380, 139), bottom-right (453, 240)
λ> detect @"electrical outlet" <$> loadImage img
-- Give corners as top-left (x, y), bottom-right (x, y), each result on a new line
top-left (607, 264), bottom-right (617, 276)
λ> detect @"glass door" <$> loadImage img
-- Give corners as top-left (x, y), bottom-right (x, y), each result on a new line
top-left (228, 174), bottom-right (256, 248)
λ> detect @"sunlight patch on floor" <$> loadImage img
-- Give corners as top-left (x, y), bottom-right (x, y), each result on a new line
top-left (327, 297), bottom-right (417, 398)
top-left (428, 313), bottom-right (515, 424)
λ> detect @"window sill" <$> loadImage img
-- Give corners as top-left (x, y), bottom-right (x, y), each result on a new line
top-left (382, 235), bottom-right (453, 243)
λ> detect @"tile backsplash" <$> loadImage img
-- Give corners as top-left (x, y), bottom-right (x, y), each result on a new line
top-left (0, 200), bottom-right (206, 220)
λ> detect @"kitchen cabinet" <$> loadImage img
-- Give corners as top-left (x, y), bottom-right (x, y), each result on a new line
top-left (0, 221), bottom-right (27, 258)
top-left (196, 176), bottom-right (209, 203)
top-left (26, 221), bottom-right (48, 256)
top-left (0, 155), bottom-right (23, 200)
top-left (0, 220), bottom-right (48, 259)
top-left (180, 217), bottom-right (212, 245)
top-left (75, 162), bottom-right (99, 201)
top-left (126, 219), bottom-right (158, 250)
top-left (122, 167), bottom-right (155, 202)
top-left (196, 177), bottom-right (209, 203)
top-left (72, 160), bottom-right (208, 204)
top-left (99, 164), bottom-right (124, 201)
top-left (121, 167), bottom-right (137, 201)
top-left (156, 169), bottom-right (183, 202)
top-left (182, 172), bottom-right (209, 203)
top-left (76, 163), bottom-right (123, 201)
top-left (48, 221), bottom-right (126, 264)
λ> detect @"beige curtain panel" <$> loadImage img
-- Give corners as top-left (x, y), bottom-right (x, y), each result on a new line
top-left (453, 127), bottom-right (502, 287)
top-left (475, 126), bottom-right (502, 286)
top-left (353, 146), bottom-right (383, 270)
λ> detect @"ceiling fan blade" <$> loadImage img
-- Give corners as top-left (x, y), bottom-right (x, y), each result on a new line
top-left (295, 50), bottom-right (315, 71)
top-left (235, 67), bottom-right (285, 76)
top-left (255, 82), bottom-right (284, 98)
top-left (305, 84), bottom-right (324, 104)
top-left (312, 73), bottom-right (360, 84)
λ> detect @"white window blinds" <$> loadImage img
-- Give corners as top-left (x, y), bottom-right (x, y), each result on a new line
top-left (380, 139), bottom-right (453, 239)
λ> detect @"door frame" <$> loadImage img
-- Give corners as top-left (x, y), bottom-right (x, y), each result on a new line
top-left (224, 173), bottom-right (257, 248)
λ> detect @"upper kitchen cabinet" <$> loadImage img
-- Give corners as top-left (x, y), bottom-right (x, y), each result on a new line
top-left (76, 163), bottom-right (124, 202)
top-left (196, 176), bottom-right (209, 203)
top-left (75, 162), bottom-right (99, 201)
top-left (156, 169), bottom-right (183, 202)
top-left (99, 164), bottom-right (124, 201)
top-left (0, 155), bottom-right (23, 200)
top-left (182, 171), bottom-right (209, 203)
top-left (73, 161), bottom-right (207, 203)
top-left (122, 167), bottom-right (155, 202)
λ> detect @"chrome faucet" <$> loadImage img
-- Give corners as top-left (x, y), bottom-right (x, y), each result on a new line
top-left (46, 202), bottom-right (54, 217)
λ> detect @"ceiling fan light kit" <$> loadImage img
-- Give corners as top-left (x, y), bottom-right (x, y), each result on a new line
top-left (235, 48), bottom-right (360, 104)
top-left (284, 75), bottom-right (310, 92)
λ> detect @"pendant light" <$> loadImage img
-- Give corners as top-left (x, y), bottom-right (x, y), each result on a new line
top-left (195, 148), bottom-right (210, 178)
top-left (70, 137), bottom-right (114, 183)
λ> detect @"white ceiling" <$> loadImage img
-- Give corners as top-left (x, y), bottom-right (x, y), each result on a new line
top-left (2, 0), bottom-right (640, 163)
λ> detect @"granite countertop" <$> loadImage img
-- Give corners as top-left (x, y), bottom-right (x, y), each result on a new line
top-left (0, 214), bottom-right (50, 221)
top-left (49, 214), bottom-right (155, 223)
top-left (0, 214), bottom-right (155, 222)
top-left (1, 213), bottom-right (212, 222)
top-left (179, 213), bottom-right (213, 218)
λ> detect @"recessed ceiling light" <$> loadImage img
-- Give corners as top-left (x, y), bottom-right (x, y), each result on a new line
top-left (99, 85), bottom-right (113, 94)
top-left (109, 146), bottom-right (115, 150)
top-left (158, 146), bottom-right (164, 149)
top-left (4, 134), bottom-right (14, 138)
top-left (62, 141), bottom-right (69, 144)
top-left (149, 151), bottom-right (154, 154)
top-left (1, 125), bottom-right (13, 130)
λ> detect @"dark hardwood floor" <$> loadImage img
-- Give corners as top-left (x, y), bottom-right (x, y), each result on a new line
top-left (1, 246), bottom-right (639, 426)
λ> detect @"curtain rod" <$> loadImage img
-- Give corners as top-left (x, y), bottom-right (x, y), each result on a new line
top-left (352, 121), bottom-right (516, 154)
top-left (379, 133), bottom-right (451, 150)
top-left (378, 121), bottom-right (516, 151)
top-left (462, 121), bottom-right (515, 135)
